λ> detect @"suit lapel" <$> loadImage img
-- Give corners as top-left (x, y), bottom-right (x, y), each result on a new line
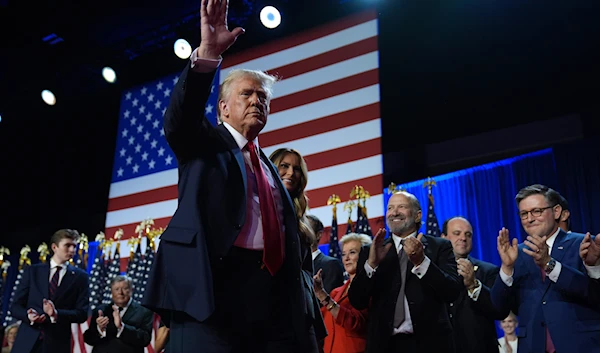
top-left (53, 265), bottom-right (76, 301)
top-left (122, 302), bottom-right (137, 323)
top-left (216, 124), bottom-right (247, 195)
top-left (550, 230), bottom-right (570, 263)
top-left (333, 279), bottom-right (352, 303)
top-left (539, 230), bottom-right (571, 294)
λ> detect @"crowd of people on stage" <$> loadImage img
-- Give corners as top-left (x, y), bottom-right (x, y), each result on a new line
top-left (4, 1), bottom-right (600, 352)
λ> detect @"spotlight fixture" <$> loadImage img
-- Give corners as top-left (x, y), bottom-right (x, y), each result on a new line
top-left (102, 67), bottom-right (117, 83)
top-left (260, 6), bottom-right (281, 29)
top-left (174, 39), bottom-right (192, 59)
top-left (41, 90), bottom-right (56, 106)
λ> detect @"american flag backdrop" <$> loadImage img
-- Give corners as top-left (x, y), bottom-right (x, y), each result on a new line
top-left (104, 9), bottom-right (385, 256)
top-left (79, 9), bottom-right (384, 353)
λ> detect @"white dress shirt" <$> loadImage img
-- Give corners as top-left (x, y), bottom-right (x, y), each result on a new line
top-left (312, 249), bottom-right (322, 261)
top-left (364, 231), bottom-right (431, 334)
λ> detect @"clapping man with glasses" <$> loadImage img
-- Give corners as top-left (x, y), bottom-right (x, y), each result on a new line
top-left (491, 184), bottom-right (600, 353)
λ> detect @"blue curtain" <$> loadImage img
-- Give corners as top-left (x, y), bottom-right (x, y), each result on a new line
top-left (383, 148), bottom-right (558, 266)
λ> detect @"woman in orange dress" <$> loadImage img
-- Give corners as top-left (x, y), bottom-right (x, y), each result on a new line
top-left (314, 233), bottom-right (372, 353)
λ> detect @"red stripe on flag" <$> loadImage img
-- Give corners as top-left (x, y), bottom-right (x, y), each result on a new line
top-left (260, 103), bottom-right (380, 147)
top-left (267, 36), bottom-right (378, 81)
top-left (303, 138), bottom-right (381, 172)
top-left (270, 69), bottom-right (379, 113)
top-left (107, 139), bottom-right (381, 216)
top-left (107, 185), bottom-right (177, 212)
top-left (306, 176), bottom-right (383, 209)
top-left (222, 10), bottom-right (378, 68)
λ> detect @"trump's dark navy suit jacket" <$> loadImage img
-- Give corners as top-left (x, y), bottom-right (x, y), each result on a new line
top-left (142, 64), bottom-right (321, 348)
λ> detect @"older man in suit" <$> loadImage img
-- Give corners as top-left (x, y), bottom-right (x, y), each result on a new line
top-left (10, 229), bottom-right (89, 353)
top-left (441, 217), bottom-right (506, 353)
top-left (142, 1), bottom-right (320, 352)
top-left (493, 184), bottom-right (600, 353)
top-left (84, 276), bottom-right (153, 353)
top-left (348, 191), bottom-right (461, 353)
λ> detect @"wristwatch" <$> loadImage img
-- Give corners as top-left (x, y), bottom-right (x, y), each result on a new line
top-left (545, 258), bottom-right (556, 274)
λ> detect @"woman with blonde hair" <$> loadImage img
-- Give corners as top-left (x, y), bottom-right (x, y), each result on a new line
top-left (2, 322), bottom-right (20, 353)
top-left (269, 147), bottom-right (324, 352)
top-left (498, 312), bottom-right (518, 353)
top-left (314, 233), bottom-right (372, 353)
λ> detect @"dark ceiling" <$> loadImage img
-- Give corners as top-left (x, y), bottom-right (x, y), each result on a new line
top-left (0, 0), bottom-right (599, 246)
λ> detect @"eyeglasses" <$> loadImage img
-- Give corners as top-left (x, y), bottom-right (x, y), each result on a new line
top-left (518, 205), bottom-right (556, 220)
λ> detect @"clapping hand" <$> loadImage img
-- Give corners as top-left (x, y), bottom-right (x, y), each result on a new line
top-left (96, 310), bottom-right (109, 331)
top-left (367, 228), bottom-right (392, 269)
top-left (497, 227), bottom-right (518, 275)
top-left (580, 232), bottom-right (600, 266)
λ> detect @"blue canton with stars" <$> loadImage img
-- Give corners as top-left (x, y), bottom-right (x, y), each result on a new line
top-left (111, 67), bottom-right (221, 182)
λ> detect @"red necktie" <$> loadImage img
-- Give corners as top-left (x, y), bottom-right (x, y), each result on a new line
top-left (541, 268), bottom-right (556, 353)
top-left (49, 266), bottom-right (61, 299)
top-left (246, 141), bottom-right (284, 275)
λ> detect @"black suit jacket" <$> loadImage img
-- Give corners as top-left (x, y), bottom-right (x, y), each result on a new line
top-left (142, 65), bottom-right (317, 348)
top-left (10, 263), bottom-right (89, 353)
top-left (84, 302), bottom-right (154, 353)
top-left (449, 256), bottom-right (505, 353)
top-left (348, 235), bottom-right (461, 353)
top-left (313, 252), bottom-right (344, 293)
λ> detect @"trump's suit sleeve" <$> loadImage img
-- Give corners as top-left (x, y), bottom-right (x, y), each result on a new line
top-left (164, 64), bottom-right (219, 161)
top-left (119, 308), bottom-right (154, 347)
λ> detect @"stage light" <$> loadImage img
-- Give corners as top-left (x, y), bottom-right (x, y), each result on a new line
top-left (41, 90), bottom-right (56, 106)
top-left (174, 39), bottom-right (192, 59)
top-left (260, 6), bottom-right (281, 29)
top-left (102, 67), bottom-right (117, 83)
top-left (0, 114), bottom-right (2, 123)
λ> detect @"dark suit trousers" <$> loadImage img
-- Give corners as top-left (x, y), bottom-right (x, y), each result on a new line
top-left (388, 332), bottom-right (454, 353)
top-left (168, 246), bottom-right (309, 353)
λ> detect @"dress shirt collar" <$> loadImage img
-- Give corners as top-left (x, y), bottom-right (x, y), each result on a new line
top-left (546, 227), bottom-right (561, 255)
top-left (222, 122), bottom-right (259, 151)
top-left (50, 259), bottom-right (66, 270)
top-left (392, 231), bottom-right (418, 252)
top-left (312, 249), bottom-right (322, 260)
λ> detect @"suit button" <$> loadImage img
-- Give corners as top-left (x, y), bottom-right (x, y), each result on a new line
top-left (450, 303), bottom-right (454, 307)
top-left (449, 314), bottom-right (453, 318)
top-left (542, 301), bottom-right (547, 305)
